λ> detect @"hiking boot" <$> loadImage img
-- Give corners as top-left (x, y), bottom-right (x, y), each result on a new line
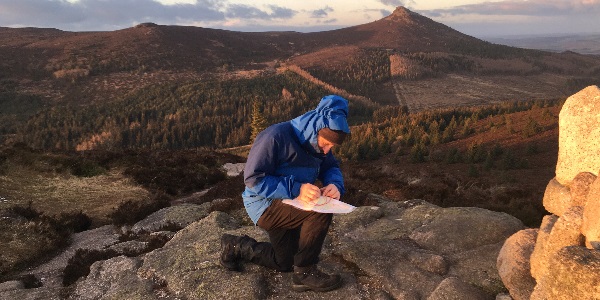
top-left (220, 234), bottom-right (240, 271)
top-left (292, 265), bottom-right (342, 292)
top-left (219, 234), bottom-right (257, 271)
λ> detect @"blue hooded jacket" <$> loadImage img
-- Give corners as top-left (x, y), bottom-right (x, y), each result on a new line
top-left (242, 95), bottom-right (351, 224)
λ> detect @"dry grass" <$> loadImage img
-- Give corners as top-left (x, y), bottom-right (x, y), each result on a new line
top-left (0, 163), bottom-right (150, 226)
top-left (0, 156), bottom-right (150, 278)
top-left (0, 219), bottom-right (63, 278)
top-left (394, 73), bottom-right (569, 113)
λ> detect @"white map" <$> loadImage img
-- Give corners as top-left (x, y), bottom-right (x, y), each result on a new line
top-left (282, 196), bottom-right (356, 214)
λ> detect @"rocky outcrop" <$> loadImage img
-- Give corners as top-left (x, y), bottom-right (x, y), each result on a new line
top-left (531, 206), bottom-right (585, 279)
top-left (530, 246), bottom-right (600, 300)
top-left (130, 203), bottom-right (211, 234)
top-left (427, 277), bottom-right (490, 300)
top-left (24, 225), bottom-right (121, 288)
top-left (528, 215), bottom-right (558, 279)
top-left (0, 196), bottom-right (523, 299)
top-left (500, 85), bottom-right (600, 300)
top-left (582, 174), bottom-right (600, 249)
top-left (222, 162), bottom-right (245, 177)
top-left (496, 228), bottom-right (537, 300)
top-left (407, 206), bottom-right (522, 254)
top-left (71, 256), bottom-right (156, 300)
top-left (556, 85), bottom-right (600, 185)
top-left (542, 177), bottom-right (572, 216)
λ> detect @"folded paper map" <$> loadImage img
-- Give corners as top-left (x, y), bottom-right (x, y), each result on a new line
top-left (282, 196), bottom-right (356, 214)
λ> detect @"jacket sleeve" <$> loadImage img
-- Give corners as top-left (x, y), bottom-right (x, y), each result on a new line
top-left (318, 152), bottom-right (345, 196)
top-left (243, 131), bottom-right (302, 199)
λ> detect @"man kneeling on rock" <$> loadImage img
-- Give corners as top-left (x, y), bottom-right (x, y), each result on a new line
top-left (219, 95), bottom-right (350, 292)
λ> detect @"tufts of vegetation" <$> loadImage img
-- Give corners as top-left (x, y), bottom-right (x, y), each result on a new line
top-left (109, 192), bottom-right (171, 226)
top-left (344, 164), bottom-right (547, 227)
top-left (121, 150), bottom-right (228, 196)
top-left (70, 159), bottom-right (107, 177)
top-left (6, 201), bottom-right (41, 220)
top-left (209, 198), bottom-right (243, 213)
top-left (54, 210), bottom-right (93, 233)
top-left (0, 202), bottom-right (92, 281)
top-left (16, 274), bottom-right (42, 289)
top-left (146, 233), bottom-right (171, 251)
top-left (118, 230), bottom-right (173, 252)
top-left (6, 202), bottom-right (92, 233)
top-left (62, 248), bottom-right (119, 286)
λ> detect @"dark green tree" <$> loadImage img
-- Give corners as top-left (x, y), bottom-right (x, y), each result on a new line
top-left (250, 100), bottom-right (268, 142)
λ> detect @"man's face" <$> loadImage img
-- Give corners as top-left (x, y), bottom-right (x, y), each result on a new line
top-left (317, 134), bottom-right (336, 155)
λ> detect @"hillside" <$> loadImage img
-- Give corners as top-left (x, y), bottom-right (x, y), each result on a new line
top-left (0, 7), bottom-right (523, 78)
top-left (1, 6), bottom-right (598, 106)
top-left (0, 6), bottom-right (583, 224)
top-left (0, 97), bottom-right (560, 289)
top-left (1, 7), bottom-right (598, 153)
top-left (0, 5), bottom-right (589, 226)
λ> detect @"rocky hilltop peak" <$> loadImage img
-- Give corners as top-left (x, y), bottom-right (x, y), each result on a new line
top-left (134, 22), bottom-right (159, 28)
top-left (326, 6), bottom-right (487, 52)
top-left (384, 6), bottom-right (418, 22)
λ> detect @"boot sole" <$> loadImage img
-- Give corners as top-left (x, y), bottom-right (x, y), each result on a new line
top-left (292, 278), bottom-right (342, 292)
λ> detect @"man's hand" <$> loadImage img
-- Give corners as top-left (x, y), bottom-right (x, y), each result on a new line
top-left (320, 184), bottom-right (340, 200)
top-left (299, 183), bottom-right (321, 202)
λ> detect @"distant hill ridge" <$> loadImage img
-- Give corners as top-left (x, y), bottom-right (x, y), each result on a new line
top-left (2, 6), bottom-right (600, 152)
top-left (0, 6), bottom-right (541, 77)
top-left (485, 34), bottom-right (600, 55)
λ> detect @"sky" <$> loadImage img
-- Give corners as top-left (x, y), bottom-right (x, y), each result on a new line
top-left (0, 0), bottom-right (599, 38)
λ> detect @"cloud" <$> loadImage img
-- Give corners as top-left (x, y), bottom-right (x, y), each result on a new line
top-left (267, 5), bottom-right (296, 19)
top-left (226, 4), bottom-right (296, 20)
top-left (226, 4), bottom-right (269, 19)
top-left (310, 6), bottom-right (334, 19)
top-left (379, 9), bottom-right (392, 17)
top-left (421, 0), bottom-right (600, 17)
top-left (377, 0), bottom-right (404, 6)
top-left (0, 1), bottom-right (86, 25)
top-left (377, 0), bottom-right (415, 7)
top-left (0, 0), bottom-right (226, 30)
top-left (422, 0), bottom-right (600, 36)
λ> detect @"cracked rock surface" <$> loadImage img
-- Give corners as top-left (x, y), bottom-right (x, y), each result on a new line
top-left (1, 195), bottom-right (523, 299)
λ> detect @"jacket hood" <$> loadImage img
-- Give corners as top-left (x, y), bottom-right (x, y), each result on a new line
top-left (290, 95), bottom-right (350, 150)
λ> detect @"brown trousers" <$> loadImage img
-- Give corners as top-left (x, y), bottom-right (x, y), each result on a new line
top-left (253, 199), bottom-right (333, 272)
